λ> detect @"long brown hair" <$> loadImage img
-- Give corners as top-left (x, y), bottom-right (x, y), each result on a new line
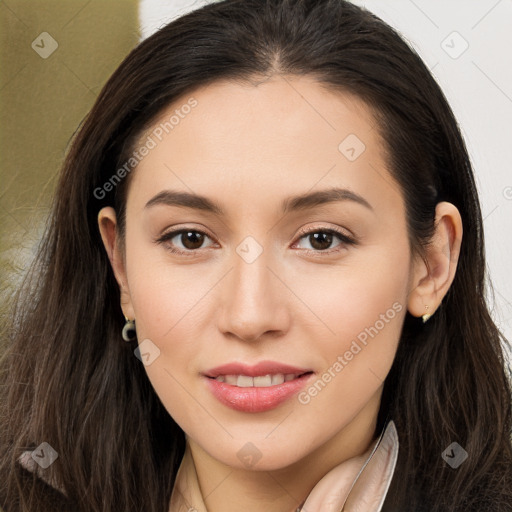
top-left (1, 0), bottom-right (511, 510)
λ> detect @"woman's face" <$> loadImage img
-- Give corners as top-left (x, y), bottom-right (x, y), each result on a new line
top-left (106, 75), bottom-right (418, 470)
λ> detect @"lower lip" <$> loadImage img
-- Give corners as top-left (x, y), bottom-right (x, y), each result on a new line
top-left (203, 373), bottom-right (314, 413)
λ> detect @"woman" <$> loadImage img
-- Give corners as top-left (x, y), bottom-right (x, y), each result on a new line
top-left (1, 0), bottom-right (511, 511)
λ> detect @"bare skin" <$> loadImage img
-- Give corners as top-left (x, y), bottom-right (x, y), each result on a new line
top-left (98, 75), bottom-right (462, 512)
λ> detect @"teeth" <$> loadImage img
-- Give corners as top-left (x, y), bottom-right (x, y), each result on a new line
top-left (237, 375), bottom-right (253, 387)
top-left (224, 375), bottom-right (238, 385)
top-left (271, 374), bottom-right (285, 385)
top-left (254, 375), bottom-right (272, 387)
top-left (214, 373), bottom-right (303, 387)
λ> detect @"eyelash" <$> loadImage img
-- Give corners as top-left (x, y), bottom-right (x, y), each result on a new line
top-left (155, 226), bottom-right (357, 258)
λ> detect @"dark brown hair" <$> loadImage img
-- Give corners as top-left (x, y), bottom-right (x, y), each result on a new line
top-left (1, 0), bottom-right (511, 510)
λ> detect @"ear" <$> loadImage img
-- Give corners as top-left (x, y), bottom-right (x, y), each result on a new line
top-left (97, 207), bottom-right (135, 320)
top-left (407, 201), bottom-right (463, 320)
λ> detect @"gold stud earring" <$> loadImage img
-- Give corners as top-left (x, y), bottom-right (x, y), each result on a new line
top-left (422, 305), bottom-right (432, 323)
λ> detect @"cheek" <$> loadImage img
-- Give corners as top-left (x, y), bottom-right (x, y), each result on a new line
top-left (289, 246), bottom-right (409, 411)
top-left (323, 268), bottom-right (405, 364)
top-left (124, 229), bottom-right (211, 340)
top-left (291, 305), bottom-right (404, 440)
top-left (123, 243), bottom-right (215, 427)
top-left (121, 233), bottom-right (217, 401)
top-left (290, 243), bottom-right (408, 347)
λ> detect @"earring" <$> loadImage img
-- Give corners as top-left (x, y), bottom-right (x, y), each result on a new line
top-left (422, 305), bottom-right (432, 323)
top-left (122, 317), bottom-right (137, 341)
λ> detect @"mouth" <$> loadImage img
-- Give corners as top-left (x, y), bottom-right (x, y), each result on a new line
top-left (203, 370), bottom-right (315, 413)
top-left (205, 371), bottom-right (314, 388)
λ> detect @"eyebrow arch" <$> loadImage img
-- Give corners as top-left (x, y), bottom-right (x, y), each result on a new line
top-left (144, 187), bottom-right (374, 215)
top-left (282, 187), bottom-right (373, 215)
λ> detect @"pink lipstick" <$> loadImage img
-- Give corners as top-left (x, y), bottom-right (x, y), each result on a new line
top-left (203, 360), bottom-right (314, 413)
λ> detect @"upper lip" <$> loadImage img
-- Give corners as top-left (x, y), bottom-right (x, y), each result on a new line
top-left (203, 360), bottom-right (313, 378)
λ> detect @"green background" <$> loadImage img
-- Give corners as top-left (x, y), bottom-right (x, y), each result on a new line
top-left (0, 0), bottom-right (139, 307)
top-left (0, 1), bottom-right (139, 506)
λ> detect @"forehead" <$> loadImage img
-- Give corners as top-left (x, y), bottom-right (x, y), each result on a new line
top-left (137, 75), bottom-right (379, 155)
top-left (127, 75), bottom-right (402, 219)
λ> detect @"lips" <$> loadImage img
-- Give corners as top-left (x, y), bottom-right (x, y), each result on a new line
top-left (203, 360), bottom-right (313, 379)
top-left (202, 360), bottom-right (315, 413)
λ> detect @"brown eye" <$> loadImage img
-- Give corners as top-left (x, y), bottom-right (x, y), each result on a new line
top-left (178, 231), bottom-right (206, 250)
top-left (294, 228), bottom-right (355, 254)
top-left (156, 228), bottom-right (215, 255)
top-left (308, 232), bottom-right (334, 251)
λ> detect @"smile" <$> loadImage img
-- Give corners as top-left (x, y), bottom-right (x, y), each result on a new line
top-left (204, 372), bottom-right (315, 413)
top-left (209, 372), bottom-right (312, 387)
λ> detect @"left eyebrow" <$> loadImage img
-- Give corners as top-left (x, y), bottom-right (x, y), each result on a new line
top-left (144, 187), bottom-right (374, 215)
top-left (281, 187), bottom-right (374, 215)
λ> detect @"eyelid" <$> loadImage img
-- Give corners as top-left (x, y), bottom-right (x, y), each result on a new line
top-left (294, 223), bottom-right (356, 243)
top-left (155, 223), bottom-right (357, 256)
top-left (155, 225), bottom-right (217, 257)
top-left (291, 224), bottom-right (357, 255)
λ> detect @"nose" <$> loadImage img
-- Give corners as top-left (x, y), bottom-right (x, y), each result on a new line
top-left (217, 250), bottom-right (290, 343)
